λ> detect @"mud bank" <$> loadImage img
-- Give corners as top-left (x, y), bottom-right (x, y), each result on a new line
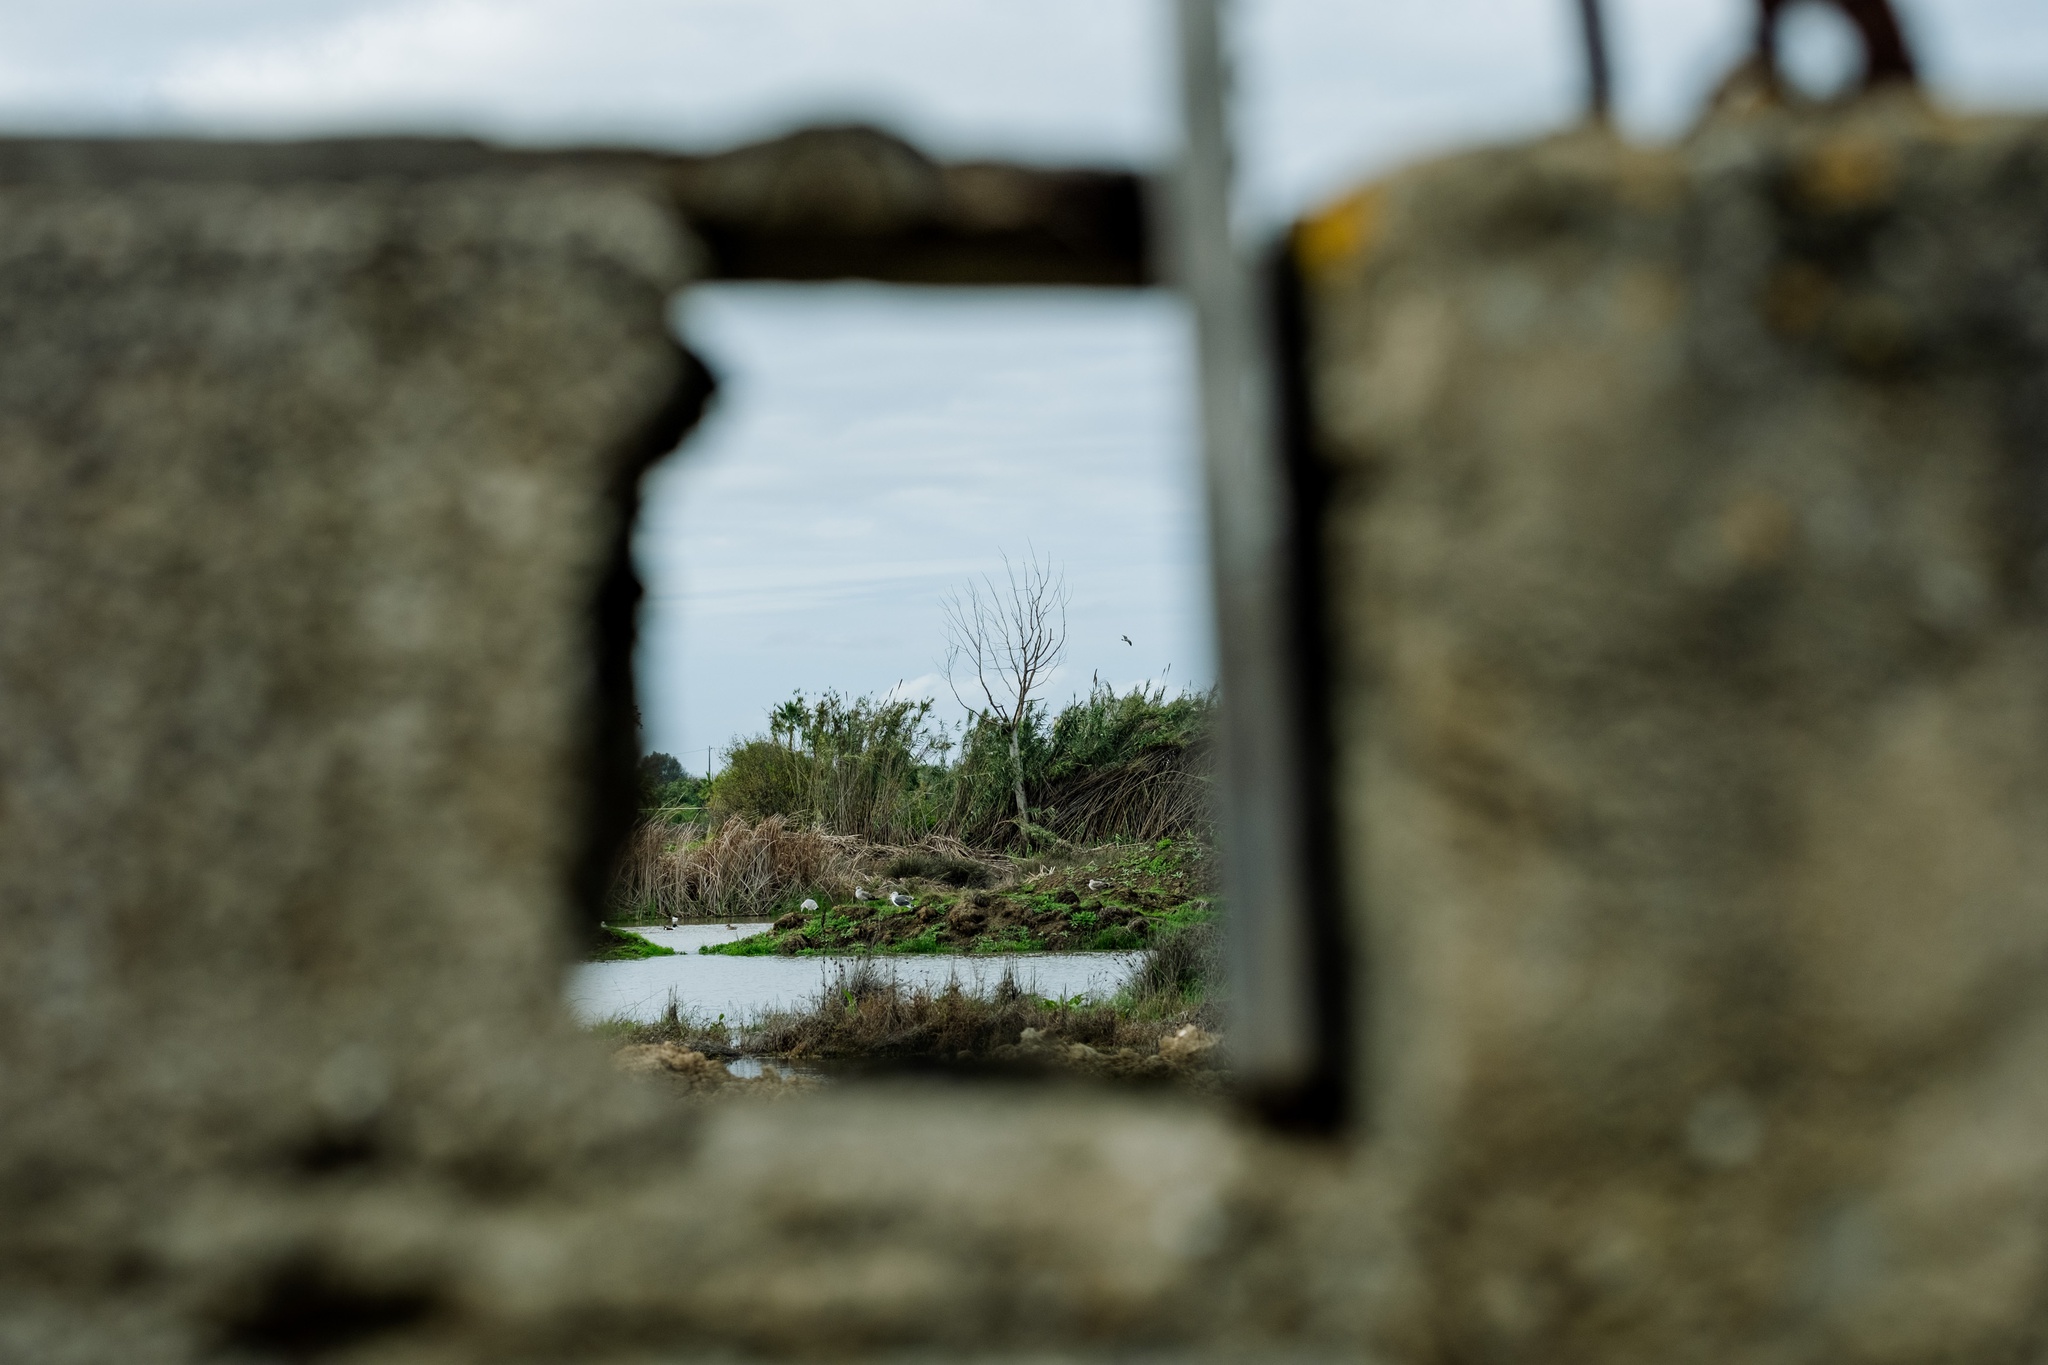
top-left (705, 838), bottom-right (1215, 957)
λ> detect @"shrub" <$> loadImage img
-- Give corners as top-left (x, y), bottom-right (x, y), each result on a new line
top-left (638, 751), bottom-right (684, 791)
top-left (944, 682), bottom-right (1214, 848)
top-left (709, 691), bottom-right (954, 843)
top-left (1123, 920), bottom-right (1220, 1015)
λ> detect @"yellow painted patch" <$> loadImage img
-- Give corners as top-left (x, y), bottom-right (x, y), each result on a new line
top-left (1294, 186), bottom-right (1385, 281)
top-left (1800, 135), bottom-right (1897, 212)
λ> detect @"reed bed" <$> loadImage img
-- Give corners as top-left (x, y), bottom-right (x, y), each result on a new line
top-left (608, 816), bottom-right (1016, 921)
top-left (1037, 744), bottom-right (1212, 847)
top-left (622, 922), bottom-right (1221, 1060)
top-left (609, 815), bottom-right (859, 920)
top-left (756, 934), bottom-right (1219, 1059)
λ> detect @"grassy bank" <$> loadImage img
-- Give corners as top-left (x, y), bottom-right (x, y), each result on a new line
top-left (616, 683), bottom-right (1215, 921)
top-left (586, 925), bottom-right (675, 962)
top-left (699, 836), bottom-right (1213, 957)
top-left (596, 918), bottom-right (1225, 1090)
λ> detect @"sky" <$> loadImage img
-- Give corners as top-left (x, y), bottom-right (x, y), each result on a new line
top-left (641, 286), bottom-right (1205, 773)
top-left (7, 0), bottom-right (2045, 764)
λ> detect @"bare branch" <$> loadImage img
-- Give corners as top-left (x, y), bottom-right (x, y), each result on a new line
top-left (939, 550), bottom-right (1069, 831)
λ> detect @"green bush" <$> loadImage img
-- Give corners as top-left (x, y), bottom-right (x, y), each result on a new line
top-left (666, 683), bottom-right (1214, 854)
top-left (948, 682), bottom-right (1214, 848)
top-left (708, 691), bottom-right (953, 843)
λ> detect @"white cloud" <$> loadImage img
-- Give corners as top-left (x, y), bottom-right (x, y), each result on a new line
top-left (4, 0), bottom-right (2044, 760)
top-left (5, 0), bottom-right (2043, 213)
top-left (633, 284), bottom-right (1209, 757)
top-left (159, 0), bottom-right (555, 121)
top-left (147, 0), bottom-right (1174, 163)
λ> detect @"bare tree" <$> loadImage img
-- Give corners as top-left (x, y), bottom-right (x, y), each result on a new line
top-left (943, 552), bottom-right (1070, 832)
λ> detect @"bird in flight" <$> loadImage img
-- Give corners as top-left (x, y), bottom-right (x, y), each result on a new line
top-left (1120, 634), bottom-right (1133, 646)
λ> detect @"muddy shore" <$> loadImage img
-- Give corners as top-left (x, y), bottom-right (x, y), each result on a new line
top-left (702, 838), bottom-right (1215, 957)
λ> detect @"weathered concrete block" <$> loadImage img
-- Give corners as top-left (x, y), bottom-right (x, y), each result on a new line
top-left (6, 97), bottom-right (2048, 1363)
top-left (1303, 96), bottom-right (2048, 1361)
top-left (0, 150), bottom-right (1287, 1365)
top-left (0, 161), bottom-right (708, 1353)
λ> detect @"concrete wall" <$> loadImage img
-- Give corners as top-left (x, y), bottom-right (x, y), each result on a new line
top-left (2, 98), bottom-right (2045, 1362)
top-left (1304, 95), bottom-right (2048, 1362)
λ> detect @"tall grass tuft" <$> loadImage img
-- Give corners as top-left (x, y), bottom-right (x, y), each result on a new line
top-left (610, 814), bottom-right (865, 920)
top-left (737, 925), bottom-right (1220, 1060)
top-left (609, 817), bottom-right (1010, 921)
top-left (745, 962), bottom-right (1127, 1059)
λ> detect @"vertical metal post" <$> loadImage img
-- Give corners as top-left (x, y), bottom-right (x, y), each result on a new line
top-left (1174, 0), bottom-right (1339, 1124)
top-left (1576, 0), bottom-right (1614, 120)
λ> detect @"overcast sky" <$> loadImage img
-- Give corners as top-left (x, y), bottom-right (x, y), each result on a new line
top-left (8, 1), bottom-right (2044, 764)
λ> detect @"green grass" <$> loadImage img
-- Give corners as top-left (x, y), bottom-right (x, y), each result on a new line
top-left (974, 924), bottom-right (1045, 954)
top-left (700, 933), bottom-right (782, 957)
top-left (590, 925), bottom-right (676, 961)
top-left (689, 832), bottom-right (1219, 960)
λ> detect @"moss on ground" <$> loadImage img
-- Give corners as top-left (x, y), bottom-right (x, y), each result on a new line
top-left (700, 837), bottom-right (1215, 958)
top-left (588, 925), bottom-right (676, 962)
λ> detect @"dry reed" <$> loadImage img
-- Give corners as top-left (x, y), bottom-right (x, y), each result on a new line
top-left (1038, 744), bottom-right (1212, 846)
top-left (609, 815), bottom-right (863, 919)
top-left (608, 816), bottom-right (1017, 920)
top-left (740, 960), bottom-right (1196, 1060)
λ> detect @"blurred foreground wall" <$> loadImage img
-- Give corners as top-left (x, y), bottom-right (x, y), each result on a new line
top-left (2, 99), bottom-right (2046, 1362)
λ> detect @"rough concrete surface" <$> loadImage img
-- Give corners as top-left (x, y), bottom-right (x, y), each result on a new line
top-left (2, 96), bottom-right (2046, 1363)
top-left (1304, 94), bottom-right (2048, 1363)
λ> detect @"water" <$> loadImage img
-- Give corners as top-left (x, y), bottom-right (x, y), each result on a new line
top-left (566, 921), bottom-right (1144, 1025)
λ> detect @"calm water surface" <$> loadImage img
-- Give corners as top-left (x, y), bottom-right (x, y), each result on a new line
top-left (566, 921), bottom-right (1144, 1024)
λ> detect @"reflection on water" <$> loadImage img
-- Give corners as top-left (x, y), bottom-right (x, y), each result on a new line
top-left (723, 1054), bottom-right (833, 1083)
top-left (566, 920), bottom-right (1144, 1025)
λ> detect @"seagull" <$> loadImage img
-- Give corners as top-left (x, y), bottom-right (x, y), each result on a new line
top-left (889, 891), bottom-right (915, 908)
top-left (800, 898), bottom-right (818, 912)
top-left (1087, 879), bottom-right (1109, 892)
top-left (1121, 634), bottom-right (1132, 646)
top-left (854, 886), bottom-right (871, 902)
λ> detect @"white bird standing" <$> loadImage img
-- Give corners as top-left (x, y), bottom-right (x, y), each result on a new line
top-left (854, 886), bottom-right (871, 902)
top-left (1087, 879), bottom-right (1110, 892)
top-left (800, 898), bottom-right (819, 912)
top-left (889, 891), bottom-right (915, 909)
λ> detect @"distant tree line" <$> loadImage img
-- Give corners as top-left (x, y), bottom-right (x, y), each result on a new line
top-left (640, 682), bottom-right (1213, 852)
top-left (636, 553), bottom-right (1210, 851)
top-left (635, 752), bottom-right (710, 811)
